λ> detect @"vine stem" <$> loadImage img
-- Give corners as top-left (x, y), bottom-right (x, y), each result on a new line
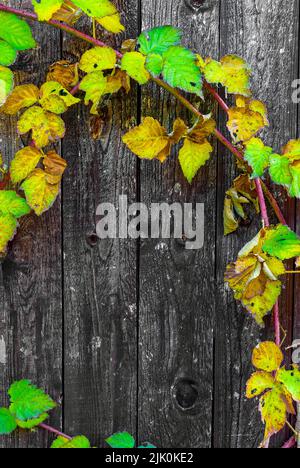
top-left (255, 179), bottom-right (270, 228)
top-left (39, 423), bottom-right (72, 440)
top-left (282, 436), bottom-right (296, 449)
top-left (0, 3), bottom-right (288, 228)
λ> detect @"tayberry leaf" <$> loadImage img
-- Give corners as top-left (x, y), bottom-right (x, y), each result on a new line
top-left (51, 0), bottom-right (83, 25)
top-left (225, 254), bottom-right (285, 326)
top-left (72, 0), bottom-right (117, 18)
top-left (262, 224), bottom-right (300, 260)
top-left (246, 371), bottom-right (275, 399)
top-left (121, 52), bottom-right (150, 85)
top-left (0, 40), bottom-right (17, 67)
top-left (79, 71), bottom-right (107, 115)
top-left (252, 342), bottom-right (283, 372)
top-left (269, 139), bottom-right (300, 198)
top-left (277, 367), bottom-right (300, 402)
top-left (0, 408), bottom-right (17, 435)
top-left (39, 81), bottom-right (80, 114)
top-left (161, 46), bottom-right (202, 96)
top-left (47, 60), bottom-right (78, 90)
top-left (145, 53), bottom-right (164, 77)
top-left (16, 412), bottom-right (48, 429)
top-left (79, 47), bottom-right (117, 74)
top-left (96, 14), bottom-right (125, 34)
top-left (21, 169), bottom-right (61, 215)
top-left (0, 66), bottom-right (14, 107)
top-left (179, 140), bottom-right (213, 184)
top-left (1, 84), bottom-right (39, 115)
top-left (259, 387), bottom-right (291, 443)
top-left (51, 435), bottom-right (91, 448)
top-left (269, 154), bottom-right (292, 186)
top-left (10, 147), bottom-right (42, 185)
top-left (0, 190), bottom-right (30, 218)
top-left (43, 150), bottom-right (67, 184)
top-left (202, 55), bottom-right (251, 97)
top-left (123, 117), bottom-right (169, 160)
top-left (8, 380), bottom-right (56, 421)
top-left (0, 213), bottom-right (17, 255)
top-left (32, 0), bottom-right (64, 21)
top-left (227, 107), bottom-right (265, 143)
top-left (0, 12), bottom-right (36, 51)
top-left (138, 26), bottom-right (182, 55)
top-left (244, 138), bottom-right (273, 178)
top-left (106, 432), bottom-right (135, 448)
top-left (17, 106), bottom-right (65, 148)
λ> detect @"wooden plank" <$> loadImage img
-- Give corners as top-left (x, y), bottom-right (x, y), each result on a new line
top-left (62, 0), bottom-right (139, 446)
top-left (215, 0), bottom-right (299, 448)
top-left (138, 0), bottom-right (220, 448)
top-left (0, 1), bottom-right (63, 448)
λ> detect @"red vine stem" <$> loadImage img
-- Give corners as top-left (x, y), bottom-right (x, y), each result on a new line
top-left (0, 3), bottom-right (288, 228)
top-left (39, 423), bottom-right (72, 440)
top-left (255, 179), bottom-right (270, 227)
top-left (282, 436), bottom-right (296, 449)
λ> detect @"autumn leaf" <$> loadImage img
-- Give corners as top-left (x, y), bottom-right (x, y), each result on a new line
top-left (43, 150), bottom-right (67, 184)
top-left (39, 81), bottom-right (80, 114)
top-left (269, 139), bottom-right (300, 198)
top-left (0, 66), bottom-right (14, 107)
top-left (252, 341), bottom-right (283, 372)
top-left (202, 55), bottom-right (251, 97)
top-left (0, 213), bottom-right (17, 255)
top-left (51, 0), bottom-right (82, 25)
top-left (32, 0), bottom-right (64, 21)
top-left (21, 168), bottom-right (60, 215)
top-left (244, 138), bottom-right (273, 178)
top-left (121, 52), bottom-right (150, 85)
top-left (71, 0), bottom-right (124, 34)
top-left (17, 106), bottom-right (65, 148)
top-left (225, 253), bottom-right (285, 326)
top-left (79, 47), bottom-right (117, 74)
top-left (227, 107), bottom-right (265, 143)
top-left (259, 387), bottom-right (291, 443)
top-left (138, 26), bottom-right (182, 55)
top-left (0, 84), bottom-right (39, 115)
top-left (47, 60), bottom-right (78, 90)
top-left (51, 435), bottom-right (91, 449)
top-left (277, 366), bottom-right (300, 402)
top-left (79, 71), bottom-right (107, 115)
top-left (123, 117), bottom-right (169, 160)
top-left (246, 371), bottom-right (275, 399)
top-left (96, 14), bottom-right (125, 34)
top-left (262, 224), bottom-right (300, 260)
top-left (104, 69), bottom-right (131, 95)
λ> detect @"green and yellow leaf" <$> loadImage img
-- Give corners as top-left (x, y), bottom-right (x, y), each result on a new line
top-left (252, 342), bottom-right (283, 372)
top-left (277, 366), bottom-right (300, 402)
top-left (179, 139), bottom-right (213, 184)
top-left (32, 0), bottom-right (64, 21)
top-left (21, 169), bottom-right (61, 215)
top-left (244, 138), bottom-right (273, 179)
top-left (246, 371), bottom-right (275, 399)
top-left (0, 190), bottom-right (31, 218)
top-left (0, 66), bottom-right (14, 107)
top-left (227, 107), bottom-right (265, 143)
top-left (39, 81), bottom-right (80, 114)
top-left (79, 71), bottom-right (107, 115)
top-left (1, 84), bottom-right (39, 115)
top-left (8, 380), bottom-right (56, 421)
top-left (269, 139), bottom-right (300, 198)
top-left (121, 52), bottom-right (150, 85)
top-left (203, 55), bottom-right (251, 97)
top-left (17, 106), bottom-right (65, 148)
top-left (71, 0), bottom-right (117, 18)
top-left (259, 387), bottom-right (289, 442)
top-left (16, 412), bottom-right (48, 429)
top-left (262, 224), bottom-right (300, 261)
top-left (51, 435), bottom-right (91, 448)
top-left (79, 47), bottom-right (117, 74)
top-left (138, 26), bottom-right (182, 55)
top-left (0, 213), bottom-right (17, 255)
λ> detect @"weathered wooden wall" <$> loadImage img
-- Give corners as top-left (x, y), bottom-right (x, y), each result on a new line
top-left (0, 0), bottom-right (299, 448)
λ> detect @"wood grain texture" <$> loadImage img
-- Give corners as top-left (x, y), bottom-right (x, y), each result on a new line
top-left (138, 0), bottom-right (220, 449)
top-left (0, 0), bottom-right (63, 448)
top-left (62, 0), bottom-right (139, 446)
top-left (215, 0), bottom-right (299, 448)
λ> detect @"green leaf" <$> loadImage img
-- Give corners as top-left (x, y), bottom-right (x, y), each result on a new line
top-left (121, 52), bottom-right (150, 85)
top-left (72, 0), bottom-right (117, 18)
top-left (0, 190), bottom-right (30, 218)
top-left (262, 225), bottom-right (300, 260)
top-left (161, 46), bottom-right (202, 96)
top-left (145, 53), bottom-right (164, 77)
top-left (106, 432), bottom-right (135, 448)
top-left (0, 212), bottom-right (17, 254)
top-left (244, 138), bottom-right (273, 178)
top-left (269, 154), bottom-right (292, 186)
top-left (0, 12), bottom-right (36, 51)
top-left (0, 65), bottom-right (14, 106)
top-left (32, 0), bottom-right (64, 21)
top-left (21, 168), bottom-right (61, 216)
top-left (51, 435), bottom-right (91, 448)
top-left (138, 26), bottom-right (182, 55)
top-left (138, 443), bottom-right (157, 448)
top-left (277, 366), bottom-right (300, 402)
top-left (8, 380), bottom-right (56, 421)
top-left (79, 71), bottom-right (107, 115)
top-left (0, 408), bottom-right (17, 435)
top-left (0, 40), bottom-right (17, 67)
top-left (16, 412), bottom-right (48, 429)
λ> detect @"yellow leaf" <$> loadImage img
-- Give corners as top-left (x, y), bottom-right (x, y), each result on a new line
top-left (227, 106), bottom-right (265, 143)
top-left (51, 0), bottom-right (82, 25)
top-left (39, 81), bottom-right (80, 114)
top-left (236, 95), bottom-right (269, 126)
top-left (79, 47), bottom-right (117, 74)
top-left (121, 52), bottom-right (150, 85)
top-left (259, 387), bottom-right (288, 442)
top-left (0, 212), bottom-right (17, 255)
top-left (246, 371), bottom-right (275, 399)
top-left (122, 117), bottom-right (169, 160)
top-left (104, 69), bottom-right (130, 95)
top-left (21, 168), bottom-right (60, 215)
top-left (204, 55), bottom-right (251, 97)
top-left (47, 60), bottom-right (79, 90)
top-left (79, 71), bottom-right (107, 115)
top-left (17, 106), bottom-right (66, 148)
top-left (1, 84), bottom-right (39, 115)
top-left (224, 196), bottom-right (239, 235)
top-left (96, 13), bottom-right (125, 34)
top-left (188, 116), bottom-right (216, 143)
top-left (170, 118), bottom-right (188, 144)
top-left (32, 0), bottom-right (64, 21)
top-left (43, 150), bottom-right (67, 184)
top-left (10, 146), bottom-right (42, 184)
top-left (252, 341), bottom-right (283, 372)
top-left (179, 139), bottom-right (213, 184)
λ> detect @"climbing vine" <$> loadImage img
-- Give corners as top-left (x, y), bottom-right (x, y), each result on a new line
top-left (0, 0), bottom-right (300, 449)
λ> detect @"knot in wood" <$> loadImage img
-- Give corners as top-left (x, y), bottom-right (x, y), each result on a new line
top-left (174, 378), bottom-right (199, 409)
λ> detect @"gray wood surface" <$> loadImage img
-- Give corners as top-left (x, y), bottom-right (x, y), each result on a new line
top-left (0, 0), bottom-right (299, 448)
